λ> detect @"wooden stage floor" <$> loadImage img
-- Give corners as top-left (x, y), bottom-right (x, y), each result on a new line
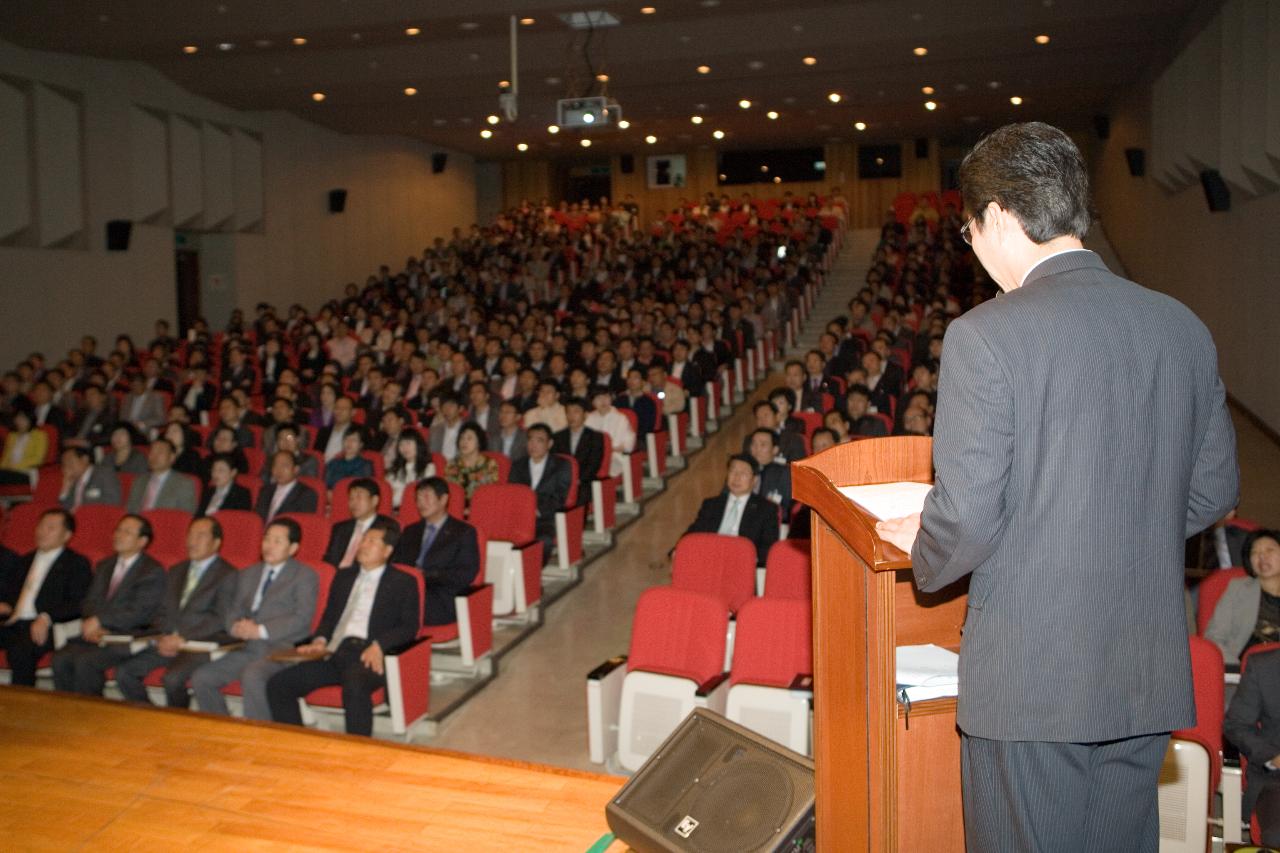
top-left (0, 687), bottom-right (627, 851)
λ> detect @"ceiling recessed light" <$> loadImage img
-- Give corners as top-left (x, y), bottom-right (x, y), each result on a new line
top-left (747, 60), bottom-right (765, 70)
top-left (828, 92), bottom-right (842, 103)
top-left (311, 92), bottom-right (326, 102)
top-left (596, 73), bottom-right (610, 82)
top-left (913, 46), bottom-right (928, 56)
top-left (988, 80), bottom-right (1002, 89)
top-left (1035, 34), bottom-right (1051, 45)
top-left (517, 142), bottom-right (529, 151)
top-left (254, 39), bottom-right (273, 48)
top-left (690, 115), bottom-right (703, 124)
top-left (924, 100), bottom-right (938, 111)
top-left (712, 129), bottom-right (725, 139)
top-left (547, 124), bottom-right (560, 134)
top-left (217, 42), bottom-right (235, 51)
top-left (766, 110), bottom-right (779, 120)
top-left (480, 129), bottom-right (493, 139)
top-left (487, 114), bottom-right (500, 125)
top-left (697, 65), bottom-right (711, 74)
top-left (773, 176), bottom-right (782, 184)
top-left (1010, 95), bottom-right (1023, 105)
top-left (404, 87), bottom-right (418, 96)
top-left (645, 134), bottom-right (658, 144)
top-left (922, 86), bottom-right (935, 95)
top-left (854, 121), bottom-right (867, 131)
top-left (520, 17), bottom-right (536, 26)
top-left (291, 37), bottom-right (307, 46)
top-left (618, 119), bottom-right (631, 129)
top-left (182, 45), bottom-right (198, 54)
top-left (580, 138), bottom-right (592, 147)
top-left (405, 27), bottom-right (421, 36)
top-left (738, 99), bottom-right (752, 109)
top-left (460, 22), bottom-right (480, 31)
top-left (641, 6), bottom-right (657, 14)
top-left (802, 56), bottom-right (817, 66)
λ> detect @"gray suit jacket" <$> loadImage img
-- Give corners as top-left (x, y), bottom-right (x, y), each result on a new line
top-left (126, 470), bottom-right (198, 514)
top-left (120, 392), bottom-right (167, 432)
top-left (61, 465), bottom-right (122, 509)
top-left (488, 427), bottom-right (527, 461)
top-left (225, 558), bottom-right (318, 652)
top-left (912, 250), bottom-right (1239, 742)
top-left (1204, 576), bottom-right (1261, 664)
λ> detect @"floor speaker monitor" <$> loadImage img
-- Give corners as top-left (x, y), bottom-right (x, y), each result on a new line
top-left (606, 709), bottom-right (816, 853)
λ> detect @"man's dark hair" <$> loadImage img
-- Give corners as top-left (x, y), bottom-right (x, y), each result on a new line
top-left (847, 383), bottom-right (872, 400)
top-left (121, 513), bottom-right (154, 546)
top-left (368, 516), bottom-right (402, 550)
top-left (349, 477), bottom-right (381, 500)
top-left (1242, 529), bottom-right (1280, 579)
top-left (767, 388), bottom-right (795, 411)
top-left (63, 445), bottom-right (93, 462)
top-left (811, 427), bottom-right (837, 446)
top-left (418, 475), bottom-right (450, 500)
top-left (563, 396), bottom-right (587, 412)
top-left (751, 427), bottom-right (779, 447)
top-left (959, 121), bottom-right (1093, 242)
top-left (727, 453), bottom-right (760, 476)
top-left (209, 451), bottom-right (240, 472)
top-left (41, 507), bottom-right (75, 535)
top-left (193, 515), bottom-right (224, 542)
top-left (754, 399), bottom-right (778, 415)
top-left (268, 516), bottom-right (303, 545)
top-left (527, 423), bottom-right (553, 441)
top-left (151, 437), bottom-right (176, 454)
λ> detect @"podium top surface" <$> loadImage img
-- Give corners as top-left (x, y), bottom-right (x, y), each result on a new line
top-left (792, 435), bottom-right (933, 572)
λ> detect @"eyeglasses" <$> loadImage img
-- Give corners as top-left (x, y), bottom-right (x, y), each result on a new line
top-left (960, 218), bottom-right (975, 245)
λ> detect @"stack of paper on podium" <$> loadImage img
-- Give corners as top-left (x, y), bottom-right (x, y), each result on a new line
top-left (838, 481), bottom-right (931, 521)
top-left (896, 644), bottom-right (959, 702)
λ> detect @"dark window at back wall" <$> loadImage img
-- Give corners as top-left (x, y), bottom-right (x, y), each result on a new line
top-left (717, 148), bottom-right (826, 186)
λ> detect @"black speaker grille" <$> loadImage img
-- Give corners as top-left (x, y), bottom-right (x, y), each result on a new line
top-left (623, 723), bottom-right (721, 826)
top-left (684, 759), bottom-right (793, 853)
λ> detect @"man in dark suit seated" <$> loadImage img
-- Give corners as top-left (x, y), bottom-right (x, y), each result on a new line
top-left (743, 399), bottom-right (806, 464)
top-left (0, 508), bottom-right (92, 686)
top-left (1225, 647), bottom-right (1280, 847)
top-left (63, 385), bottom-right (116, 449)
top-left (510, 424), bottom-right (572, 566)
top-left (392, 477), bottom-right (481, 627)
top-left (615, 368), bottom-right (657, 440)
top-left (684, 454), bottom-right (780, 566)
top-left (747, 428), bottom-right (792, 518)
top-left (846, 385), bottom-right (889, 437)
top-left (266, 518), bottom-right (420, 737)
top-left (323, 478), bottom-right (398, 568)
top-left (198, 453), bottom-right (253, 516)
top-left (52, 514), bottom-right (166, 696)
top-left (255, 450), bottom-right (319, 522)
top-left (552, 397), bottom-right (604, 508)
top-left (113, 516), bottom-right (237, 708)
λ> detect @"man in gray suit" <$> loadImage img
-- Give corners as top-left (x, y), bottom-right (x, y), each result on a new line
top-left (878, 122), bottom-right (1239, 852)
top-left (120, 374), bottom-right (167, 437)
top-left (189, 517), bottom-right (318, 720)
top-left (58, 446), bottom-right (121, 511)
top-left (126, 439), bottom-right (198, 514)
top-left (114, 516), bottom-right (237, 708)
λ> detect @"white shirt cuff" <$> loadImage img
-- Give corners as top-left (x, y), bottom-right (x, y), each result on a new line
top-left (258, 624), bottom-right (269, 640)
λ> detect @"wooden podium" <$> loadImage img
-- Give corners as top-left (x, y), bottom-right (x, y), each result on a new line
top-left (792, 436), bottom-right (968, 850)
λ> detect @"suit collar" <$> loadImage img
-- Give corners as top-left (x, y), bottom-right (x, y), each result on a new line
top-left (1020, 249), bottom-right (1106, 288)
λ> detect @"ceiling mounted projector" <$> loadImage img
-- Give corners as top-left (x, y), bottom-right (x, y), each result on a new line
top-left (557, 96), bottom-right (622, 128)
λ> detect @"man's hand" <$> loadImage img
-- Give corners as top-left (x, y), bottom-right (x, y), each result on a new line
top-left (156, 634), bottom-right (184, 657)
top-left (81, 615), bottom-right (104, 644)
top-left (360, 641), bottom-right (384, 676)
top-left (30, 614), bottom-right (50, 647)
top-left (295, 638), bottom-right (327, 656)
top-left (876, 513), bottom-right (922, 555)
top-left (230, 619), bottom-right (260, 641)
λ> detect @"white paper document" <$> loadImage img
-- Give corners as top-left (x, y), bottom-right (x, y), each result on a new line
top-left (896, 643), bottom-right (959, 702)
top-left (838, 481), bottom-right (932, 521)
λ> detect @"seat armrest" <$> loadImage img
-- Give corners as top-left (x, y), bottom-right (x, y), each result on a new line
top-left (788, 674), bottom-right (814, 692)
top-left (588, 655), bottom-right (628, 681)
top-left (587, 655), bottom-right (628, 764)
top-left (695, 672), bottom-right (731, 697)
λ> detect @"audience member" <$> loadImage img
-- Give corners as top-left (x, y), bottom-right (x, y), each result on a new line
top-left (392, 477), bottom-right (481, 626)
top-left (323, 478), bottom-right (398, 568)
top-left (1206, 529), bottom-right (1280, 664)
top-left (511, 424), bottom-right (572, 565)
top-left (198, 453), bottom-right (252, 516)
top-left (256, 450), bottom-right (320, 521)
top-left (684, 454), bottom-right (780, 566)
top-left (386, 430), bottom-right (435, 510)
top-left (1224, 647), bottom-right (1280, 847)
top-left (0, 406), bottom-right (48, 486)
top-left (446, 422), bottom-right (500, 500)
top-left (553, 397), bottom-right (604, 507)
top-left (126, 439), bottom-right (199, 514)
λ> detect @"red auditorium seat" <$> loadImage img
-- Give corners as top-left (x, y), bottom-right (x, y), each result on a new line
top-left (141, 508), bottom-right (194, 567)
top-left (2, 501), bottom-right (56, 555)
top-left (725, 597), bottom-right (813, 754)
top-left (794, 411), bottom-right (823, 439)
top-left (234, 474), bottom-right (263, 508)
top-left (642, 392), bottom-right (668, 479)
top-left (424, 526), bottom-right (494, 674)
top-left (1159, 636), bottom-right (1225, 851)
top-left (297, 476), bottom-right (328, 516)
top-left (359, 450), bottom-right (386, 480)
top-left (586, 586), bottom-right (730, 771)
top-left (242, 447), bottom-right (266, 478)
top-left (470, 483), bottom-right (542, 617)
top-left (616, 407), bottom-right (645, 504)
top-left (211, 509), bottom-right (264, 568)
top-left (277, 512), bottom-right (331, 565)
top-left (671, 532), bottom-right (758, 613)
top-left (1197, 567), bottom-right (1248, 635)
top-left (589, 433), bottom-right (620, 535)
top-left (482, 451), bottom-right (511, 484)
top-left (552, 454), bottom-right (586, 573)
top-left (764, 539), bottom-right (811, 600)
top-left (73, 504), bottom-right (126, 565)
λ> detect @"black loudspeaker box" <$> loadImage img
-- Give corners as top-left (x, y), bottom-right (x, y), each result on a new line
top-left (605, 709), bottom-right (816, 853)
top-left (328, 189), bottom-right (347, 213)
top-left (1093, 114), bottom-right (1111, 140)
top-left (432, 153), bottom-right (448, 174)
top-left (1200, 169), bottom-right (1231, 212)
top-left (106, 219), bottom-right (132, 252)
top-left (620, 153), bottom-right (635, 174)
top-left (915, 138), bottom-right (929, 159)
top-left (1124, 148), bottom-right (1145, 177)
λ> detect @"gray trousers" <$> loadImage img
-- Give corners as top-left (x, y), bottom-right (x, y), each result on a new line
top-left (189, 645), bottom-right (288, 720)
top-left (962, 731), bottom-right (1170, 853)
top-left (114, 649), bottom-right (210, 708)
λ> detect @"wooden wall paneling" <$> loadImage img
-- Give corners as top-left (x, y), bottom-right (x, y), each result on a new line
top-left (1217, 0), bottom-right (1250, 194)
top-left (33, 83), bottom-right (84, 248)
top-left (0, 77), bottom-right (31, 242)
top-left (1266, 0), bottom-right (1280, 168)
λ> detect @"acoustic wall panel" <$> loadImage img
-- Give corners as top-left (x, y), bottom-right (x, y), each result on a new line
top-left (129, 106), bottom-right (169, 222)
top-left (32, 83), bottom-right (84, 247)
top-left (1217, 0), bottom-right (1251, 194)
top-left (1185, 17), bottom-right (1222, 172)
top-left (169, 114), bottom-right (202, 226)
top-left (1237, 0), bottom-right (1277, 189)
top-left (202, 122), bottom-right (234, 229)
top-left (232, 128), bottom-right (263, 231)
top-left (1267, 0), bottom-right (1280, 167)
top-left (0, 78), bottom-right (31, 241)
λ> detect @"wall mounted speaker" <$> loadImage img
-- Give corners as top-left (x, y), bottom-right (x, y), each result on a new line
top-left (1200, 169), bottom-right (1230, 212)
top-left (605, 710), bottom-right (816, 853)
top-left (1093, 114), bottom-right (1111, 140)
top-left (328, 189), bottom-right (347, 213)
top-left (106, 220), bottom-right (132, 252)
top-left (1124, 148), bottom-right (1145, 177)
top-left (432, 153), bottom-right (448, 174)
top-left (620, 153), bottom-right (635, 174)
top-left (915, 138), bottom-right (929, 159)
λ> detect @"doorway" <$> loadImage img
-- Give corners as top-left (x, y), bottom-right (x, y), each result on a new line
top-left (174, 242), bottom-right (201, 335)
top-left (566, 163), bottom-right (612, 205)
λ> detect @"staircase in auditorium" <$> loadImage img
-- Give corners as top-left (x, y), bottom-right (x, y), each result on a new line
top-left (794, 228), bottom-right (881, 354)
